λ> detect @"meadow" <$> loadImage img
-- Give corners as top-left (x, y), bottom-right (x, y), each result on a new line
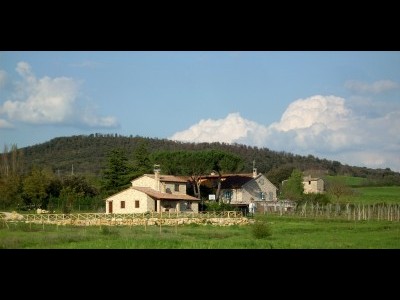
top-left (1, 214), bottom-right (399, 249)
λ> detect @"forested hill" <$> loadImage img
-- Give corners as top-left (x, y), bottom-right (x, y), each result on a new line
top-left (17, 133), bottom-right (400, 182)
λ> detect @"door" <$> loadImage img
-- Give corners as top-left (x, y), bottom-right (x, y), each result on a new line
top-left (108, 201), bottom-right (113, 213)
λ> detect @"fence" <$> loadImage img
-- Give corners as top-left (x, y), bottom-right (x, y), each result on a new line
top-left (266, 202), bottom-right (400, 221)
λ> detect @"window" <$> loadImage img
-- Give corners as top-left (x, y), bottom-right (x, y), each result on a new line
top-left (309, 181), bottom-right (311, 185)
top-left (260, 192), bottom-right (265, 200)
top-left (120, 201), bottom-right (125, 209)
top-left (135, 200), bottom-right (140, 208)
top-left (174, 184), bottom-right (179, 192)
top-left (224, 190), bottom-right (232, 200)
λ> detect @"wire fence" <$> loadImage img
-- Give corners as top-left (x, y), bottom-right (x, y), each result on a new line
top-left (265, 202), bottom-right (400, 221)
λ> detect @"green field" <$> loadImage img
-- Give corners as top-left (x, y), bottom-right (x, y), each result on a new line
top-left (1, 214), bottom-right (399, 249)
top-left (336, 186), bottom-right (400, 205)
top-left (325, 175), bottom-right (369, 187)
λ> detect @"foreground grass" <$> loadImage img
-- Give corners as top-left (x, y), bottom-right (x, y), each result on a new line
top-left (1, 214), bottom-right (399, 249)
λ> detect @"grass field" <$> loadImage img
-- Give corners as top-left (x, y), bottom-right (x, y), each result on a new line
top-left (337, 186), bottom-right (400, 205)
top-left (1, 214), bottom-right (399, 249)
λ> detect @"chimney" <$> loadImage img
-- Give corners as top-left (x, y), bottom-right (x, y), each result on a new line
top-left (253, 167), bottom-right (257, 178)
top-left (252, 160), bottom-right (257, 178)
top-left (154, 164), bottom-right (161, 191)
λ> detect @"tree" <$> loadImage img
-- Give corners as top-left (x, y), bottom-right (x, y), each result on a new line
top-left (0, 174), bottom-right (23, 209)
top-left (22, 166), bottom-right (52, 209)
top-left (131, 140), bottom-right (152, 178)
top-left (281, 169), bottom-right (304, 201)
top-left (266, 164), bottom-right (295, 190)
top-left (207, 150), bottom-right (243, 201)
top-left (102, 148), bottom-right (132, 195)
top-left (326, 178), bottom-right (353, 202)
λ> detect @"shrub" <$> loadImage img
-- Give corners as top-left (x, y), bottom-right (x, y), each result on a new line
top-left (101, 226), bottom-right (119, 236)
top-left (251, 221), bottom-right (272, 239)
top-left (204, 201), bottom-right (237, 212)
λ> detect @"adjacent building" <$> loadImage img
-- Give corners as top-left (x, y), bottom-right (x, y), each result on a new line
top-left (302, 175), bottom-right (324, 194)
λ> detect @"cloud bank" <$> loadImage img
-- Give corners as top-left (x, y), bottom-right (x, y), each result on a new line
top-left (170, 95), bottom-right (400, 172)
top-left (0, 61), bottom-right (118, 129)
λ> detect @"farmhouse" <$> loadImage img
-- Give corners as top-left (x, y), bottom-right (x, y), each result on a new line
top-left (105, 166), bottom-right (200, 214)
top-left (302, 175), bottom-right (324, 194)
top-left (200, 167), bottom-right (279, 213)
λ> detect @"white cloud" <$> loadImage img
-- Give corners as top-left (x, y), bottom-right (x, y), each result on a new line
top-left (0, 70), bottom-right (7, 88)
top-left (270, 95), bottom-right (351, 132)
top-left (170, 95), bottom-right (400, 172)
top-left (170, 113), bottom-right (268, 146)
top-left (0, 118), bottom-right (13, 128)
top-left (0, 61), bottom-right (118, 128)
top-left (345, 80), bottom-right (399, 93)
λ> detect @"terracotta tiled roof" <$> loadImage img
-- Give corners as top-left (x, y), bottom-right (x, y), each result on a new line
top-left (132, 186), bottom-right (200, 201)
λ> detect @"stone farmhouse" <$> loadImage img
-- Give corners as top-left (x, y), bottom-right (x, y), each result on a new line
top-left (199, 167), bottom-right (279, 213)
top-left (302, 175), bottom-right (324, 194)
top-left (105, 166), bottom-right (200, 214)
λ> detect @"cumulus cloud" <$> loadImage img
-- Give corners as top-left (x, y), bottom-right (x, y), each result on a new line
top-left (0, 61), bottom-right (118, 128)
top-left (170, 95), bottom-right (400, 172)
top-left (170, 113), bottom-right (267, 146)
top-left (345, 80), bottom-right (399, 93)
top-left (0, 70), bottom-right (7, 88)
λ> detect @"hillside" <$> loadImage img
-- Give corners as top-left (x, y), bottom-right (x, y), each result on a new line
top-left (12, 134), bottom-right (400, 183)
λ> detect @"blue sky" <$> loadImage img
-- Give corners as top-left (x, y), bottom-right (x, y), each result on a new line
top-left (1, 51), bottom-right (399, 171)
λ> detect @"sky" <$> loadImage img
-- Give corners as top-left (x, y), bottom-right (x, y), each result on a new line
top-left (0, 51), bottom-right (399, 171)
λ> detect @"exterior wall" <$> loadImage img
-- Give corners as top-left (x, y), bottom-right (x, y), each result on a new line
top-left (164, 182), bottom-right (187, 194)
top-left (303, 179), bottom-right (324, 194)
top-left (227, 175), bottom-right (277, 205)
top-left (106, 188), bottom-right (153, 214)
top-left (132, 176), bottom-right (155, 189)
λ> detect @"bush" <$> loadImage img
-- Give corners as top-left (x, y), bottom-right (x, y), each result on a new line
top-left (299, 193), bottom-right (330, 205)
top-left (204, 201), bottom-right (237, 212)
top-left (251, 221), bottom-right (272, 239)
top-left (100, 226), bottom-right (119, 236)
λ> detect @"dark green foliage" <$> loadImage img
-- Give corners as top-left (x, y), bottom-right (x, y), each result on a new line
top-left (101, 226), bottom-right (120, 236)
top-left (281, 169), bottom-right (304, 201)
top-left (203, 201), bottom-right (238, 212)
top-left (251, 221), bottom-right (272, 239)
top-left (101, 148), bottom-right (132, 195)
top-left (266, 164), bottom-right (295, 189)
top-left (131, 140), bottom-right (152, 178)
top-left (299, 193), bottom-right (330, 205)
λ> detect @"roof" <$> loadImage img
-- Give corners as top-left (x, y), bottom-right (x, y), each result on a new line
top-left (140, 174), bottom-right (189, 183)
top-left (303, 176), bottom-right (323, 181)
top-left (132, 186), bottom-right (200, 201)
top-left (220, 175), bottom-right (254, 189)
top-left (200, 173), bottom-right (254, 180)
